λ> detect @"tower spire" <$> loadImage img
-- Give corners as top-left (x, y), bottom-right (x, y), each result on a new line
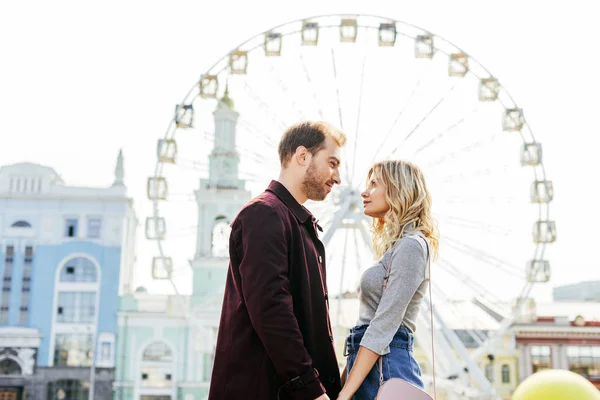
top-left (113, 149), bottom-right (124, 186)
top-left (218, 81), bottom-right (234, 110)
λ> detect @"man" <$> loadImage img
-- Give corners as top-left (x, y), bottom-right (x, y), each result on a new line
top-left (208, 121), bottom-right (347, 400)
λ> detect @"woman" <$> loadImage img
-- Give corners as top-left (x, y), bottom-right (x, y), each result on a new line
top-left (337, 160), bottom-right (439, 400)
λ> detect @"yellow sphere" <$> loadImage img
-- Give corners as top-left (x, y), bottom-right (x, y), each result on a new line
top-left (512, 369), bottom-right (600, 400)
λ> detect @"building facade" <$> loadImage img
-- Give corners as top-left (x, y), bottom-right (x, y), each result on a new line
top-left (113, 290), bottom-right (212, 400)
top-left (0, 154), bottom-right (137, 400)
top-left (513, 301), bottom-right (600, 390)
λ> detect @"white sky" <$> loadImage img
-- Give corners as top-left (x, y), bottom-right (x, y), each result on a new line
top-left (2, 0), bottom-right (599, 303)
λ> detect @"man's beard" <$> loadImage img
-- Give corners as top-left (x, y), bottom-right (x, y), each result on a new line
top-left (301, 162), bottom-right (329, 201)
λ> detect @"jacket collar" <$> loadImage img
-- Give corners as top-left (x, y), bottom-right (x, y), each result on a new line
top-left (266, 180), bottom-right (312, 224)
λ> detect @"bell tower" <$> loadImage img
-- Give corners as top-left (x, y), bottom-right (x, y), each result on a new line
top-left (191, 87), bottom-right (251, 304)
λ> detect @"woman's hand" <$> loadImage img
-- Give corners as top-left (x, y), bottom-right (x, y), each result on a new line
top-left (336, 390), bottom-right (352, 400)
top-left (337, 346), bottom-right (380, 400)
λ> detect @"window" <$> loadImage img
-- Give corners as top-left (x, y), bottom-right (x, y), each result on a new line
top-left (100, 342), bottom-right (111, 361)
top-left (47, 380), bottom-right (89, 400)
top-left (64, 219), bottom-right (78, 238)
top-left (56, 292), bottom-right (96, 323)
top-left (19, 246), bottom-right (33, 324)
top-left (567, 346), bottom-right (600, 377)
top-left (485, 363), bottom-right (494, 382)
top-left (0, 246), bottom-right (14, 323)
top-left (140, 366), bottom-right (173, 388)
top-left (0, 358), bottom-right (22, 375)
top-left (501, 364), bottom-right (510, 383)
top-left (11, 221), bottom-right (32, 228)
top-left (531, 346), bottom-right (552, 373)
top-left (142, 342), bottom-right (173, 362)
top-left (140, 342), bottom-right (174, 389)
top-left (4, 246), bottom-right (14, 263)
top-left (54, 334), bottom-right (93, 367)
top-left (60, 258), bottom-right (97, 283)
top-left (87, 218), bottom-right (102, 239)
top-left (211, 216), bottom-right (231, 257)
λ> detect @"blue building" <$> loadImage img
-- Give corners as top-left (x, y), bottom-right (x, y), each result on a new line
top-left (0, 154), bottom-right (137, 400)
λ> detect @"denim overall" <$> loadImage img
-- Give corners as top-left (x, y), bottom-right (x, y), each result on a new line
top-left (344, 324), bottom-right (424, 400)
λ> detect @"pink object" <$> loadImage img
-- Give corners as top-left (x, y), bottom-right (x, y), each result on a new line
top-left (377, 378), bottom-right (433, 400)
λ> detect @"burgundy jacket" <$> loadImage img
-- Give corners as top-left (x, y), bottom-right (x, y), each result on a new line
top-left (208, 180), bottom-right (341, 400)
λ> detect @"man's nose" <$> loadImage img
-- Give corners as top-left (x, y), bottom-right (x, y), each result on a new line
top-left (333, 170), bottom-right (341, 185)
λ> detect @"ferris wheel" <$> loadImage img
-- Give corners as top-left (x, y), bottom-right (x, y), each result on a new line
top-left (145, 14), bottom-right (555, 399)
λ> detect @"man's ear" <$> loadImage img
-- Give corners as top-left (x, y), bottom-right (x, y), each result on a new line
top-left (294, 146), bottom-right (311, 167)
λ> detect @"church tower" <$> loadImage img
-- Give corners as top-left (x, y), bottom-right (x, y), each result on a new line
top-left (191, 86), bottom-right (251, 304)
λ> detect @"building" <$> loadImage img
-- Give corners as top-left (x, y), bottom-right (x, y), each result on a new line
top-left (113, 88), bottom-right (250, 400)
top-left (113, 289), bottom-right (208, 400)
top-left (553, 281), bottom-right (600, 302)
top-left (0, 154), bottom-right (137, 400)
top-left (513, 300), bottom-right (600, 389)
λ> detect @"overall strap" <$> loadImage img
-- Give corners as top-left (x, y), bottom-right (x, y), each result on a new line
top-left (378, 235), bottom-right (436, 399)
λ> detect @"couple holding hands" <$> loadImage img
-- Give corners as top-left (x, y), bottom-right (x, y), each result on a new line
top-left (208, 121), bottom-right (438, 400)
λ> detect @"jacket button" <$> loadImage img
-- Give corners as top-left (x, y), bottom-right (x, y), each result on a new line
top-left (328, 376), bottom-right (336, 384)
top-left (319, 256), bottom-right (322, 263)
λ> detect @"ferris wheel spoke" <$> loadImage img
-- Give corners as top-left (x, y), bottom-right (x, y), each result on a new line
top-left (241, 81), bottom-right (289, 131)
top-left (432, 286), bottom-right (485, 344)
top-left (267, 61), bottom-right (308, 122)
top-left (435, 214), bottom-right (514, 236)
top-left (362, 61), bottom-right (433, 183)
top-left (349, 54), bottom-right (367, 187)
top-left (300, 54), bottom-right (325, 120)
top-left (433, 164), bottom-right (513, 185)
top-left (437, 258), bottom-right (505, 304)
top-left (329, 48), bottom-right (353, 184)
top-left (352, 228), bottom-right (363, 282)
top-left (237, 119), bottom-right (280, 148)
top-left (423, 130), bottom-right (503, 169)
top-left (413, 105), bottom-right (481, 156)
top-left (441, 237), bottom-right (525, 278)
top-left (387, 81), bottom-right (459, 158)
top-left (335, 229), bottom-right (350, 327)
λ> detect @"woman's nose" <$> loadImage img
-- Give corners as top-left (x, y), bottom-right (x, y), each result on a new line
top-left (361, 190), bottom-right (368, 198)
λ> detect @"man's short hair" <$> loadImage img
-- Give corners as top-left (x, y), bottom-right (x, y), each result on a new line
top-left (278, 121), bottom-right (347, 167)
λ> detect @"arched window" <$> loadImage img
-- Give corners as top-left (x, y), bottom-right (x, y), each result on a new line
top-left (211, 216), bottom-right (231, 258)
top-left (501, 364), bottom-right (510, 383)
top-left (142, 342), bottom-right (172, 362)
top-left (60, 258), bottom-right (97, 283)
top-left (54, 256), bottom-right (99, 367)
top-left (11, 220), bottom-right (31, 228)
top-left (47, 380), bottom-right (88, 400)
top-left (0, 358), bottom-right (22, 375)
top-left (140, 342), bottom-right (174, 389)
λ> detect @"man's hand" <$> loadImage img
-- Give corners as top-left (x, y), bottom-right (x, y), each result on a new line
top-left (314, 394), bottom-right (330, 400)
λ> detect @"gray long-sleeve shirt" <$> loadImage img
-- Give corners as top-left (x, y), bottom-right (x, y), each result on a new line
top-left (357, 231), bottom-right (429, 355)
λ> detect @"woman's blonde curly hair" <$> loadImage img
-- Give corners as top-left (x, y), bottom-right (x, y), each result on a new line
top-left (367, 160), bottom-right (439, 260)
